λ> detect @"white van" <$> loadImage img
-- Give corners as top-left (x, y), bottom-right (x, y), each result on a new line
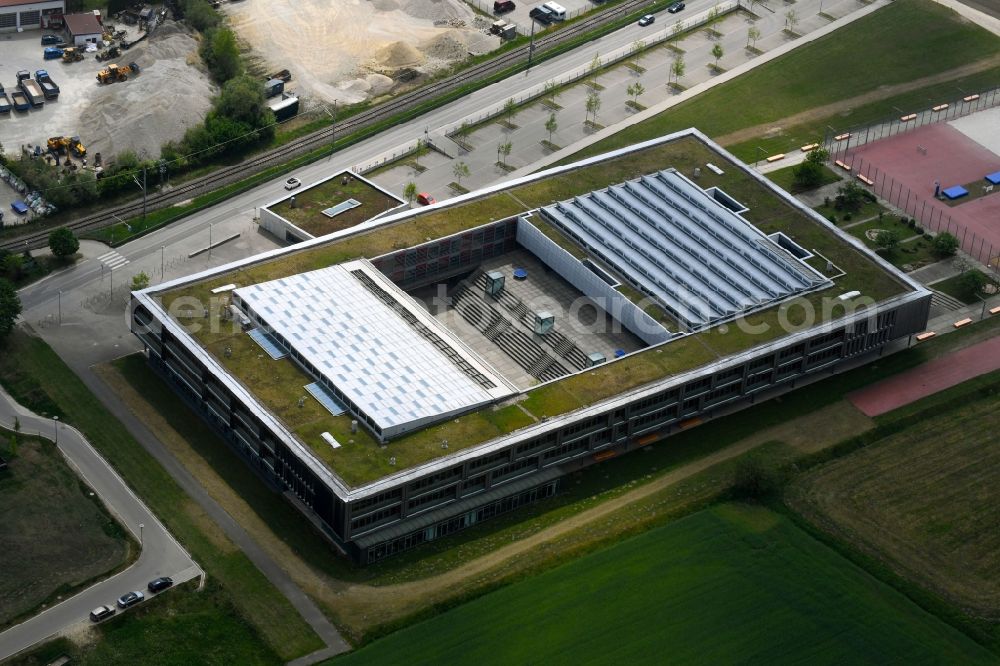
top-left (542, 2), bottom-right (566, 20)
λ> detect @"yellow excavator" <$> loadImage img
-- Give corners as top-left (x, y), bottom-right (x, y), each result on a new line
top-left (62, 47), bottom-right (84, 63)
top-left (47, 136), bottom-right (86, 158)
top-left (96, 62), bottom-right (140, 84)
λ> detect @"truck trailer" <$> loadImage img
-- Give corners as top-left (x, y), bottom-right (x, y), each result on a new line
top-left (16, 71), bottom-right (45, 107)
top-left (10, 90), bottom-right (30, 112)
top-left (35, 70), bottom-right (60, 100)
top-left (0, 86), bottom-right (11, 113)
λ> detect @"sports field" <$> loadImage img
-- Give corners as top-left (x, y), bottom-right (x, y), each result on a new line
top-left (335, 504), bottom-right (994, 665)
top-left (790, 376), bottom-right (1000, 622)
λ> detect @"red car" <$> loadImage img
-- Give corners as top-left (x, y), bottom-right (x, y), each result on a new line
top-left (417, 192), bottom-right (436, 206)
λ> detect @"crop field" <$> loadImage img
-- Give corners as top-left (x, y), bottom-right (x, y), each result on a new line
top-left (788, 381), bottom-right (1000, 623)
top-left (0, 433), bottom-right (130, 627)
top-left (334, 504), bottom-right (994, 665)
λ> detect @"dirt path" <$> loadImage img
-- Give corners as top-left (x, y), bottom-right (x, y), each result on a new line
top-left (715, 56), bottom-right (1000, 147)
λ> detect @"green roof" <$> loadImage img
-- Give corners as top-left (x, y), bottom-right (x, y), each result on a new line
top-left (158, 134), bottom-right (910, 487)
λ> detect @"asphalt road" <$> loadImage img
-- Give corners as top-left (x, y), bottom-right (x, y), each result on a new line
top-left (0, 384), bottom-right (202, 662)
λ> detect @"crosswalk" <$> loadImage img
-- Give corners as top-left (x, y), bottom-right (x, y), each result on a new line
top-left (98, 250), bottom-right (130, 271)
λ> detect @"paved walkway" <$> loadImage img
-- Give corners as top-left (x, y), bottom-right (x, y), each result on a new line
top-left (0, 384), bottom-right (201, 662)
top-left (848, 334), bottom-right (1000, 417)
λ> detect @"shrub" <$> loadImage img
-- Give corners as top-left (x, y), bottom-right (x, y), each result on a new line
top-left (843, 212), bottom-right (852, 221)
top-left (933, 232), bottom-right (959, 257)
top-left (47, 228), bottom-right (79, 258)
top-left (827, 214), bottom-right (837, 224)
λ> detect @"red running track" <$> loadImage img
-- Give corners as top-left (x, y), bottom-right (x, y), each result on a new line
top-left (848, 334), bottom-right (1000, 417)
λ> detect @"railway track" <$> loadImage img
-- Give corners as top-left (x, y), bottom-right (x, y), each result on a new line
top-left (2, 0), bottom-right (665, 252)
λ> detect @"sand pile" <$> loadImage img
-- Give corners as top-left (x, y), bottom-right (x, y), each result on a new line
top-left (78, 26), bottom-right (216, 159)
top-left (224, 0), bottom-right (501, 105)
top-left (376, 41), bottom-right (427, 70)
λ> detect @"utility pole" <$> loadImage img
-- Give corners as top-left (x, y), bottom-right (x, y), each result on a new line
top-left (527, 20), bottom-right (537, 71)
top-left (161, 245), bottom-right (165, 279)
top-left (58, 290), bottom-right (62, 325)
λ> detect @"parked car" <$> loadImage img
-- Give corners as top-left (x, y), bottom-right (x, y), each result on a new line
top-left (90, 605), bottom-right (116, 622)
top-left (416, 192), bottom-right (436, 206)
top-left (494, 0), bottom-right (515, 13)
top-left (529, 5), bottom-right (554, 23)
top-left (638, 13), bottom-right (655, 25)
top-left (284, 177), bottom-right (301, 190)
top-left (667, 1), bottom-right (685, 12)
top-left (117, 591), bottom-right (144, 608)
top-left (147, 576), bottom-right (174, 593)
top-left (40, 34), bottom-right (61, 45)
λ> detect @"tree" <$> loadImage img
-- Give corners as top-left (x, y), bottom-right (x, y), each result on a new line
top-left (589, 53), bottom-right (602, 87)
top-left (933, 232), bottom-right (959, 257)
top-left (958, 269), bottom-right (988, 298)
top-left (791, 148), bottom-right (830, 189)
top-left (711, 43), bottom-right (724, 68)
top-left (544, 112), bottom-right (558, 142)
top-left (874, 230), bottom-right (900, 253)
top-left (2, 253), bottom-right (24, 281)
top-left (503, 97), bottom-right (518, 124)
top-left (403, 182), bottom-right (417, 205)
top-left (585, 91), bottom-right (602, 124)
top-left (706, 5), bottom-right (720, 25)
top-left (631, 39), bottom-right (646, 70)
top-left (452, 161), bottom-right (470, 186)
top-left (199, 27), bottom-right (242, 83)
top-left (0, 278), bottom-right (21, 340)
top-left (543, 80), bottom-right (560, 106)
top-left (670, 54), bottom-right (686, 86)
top-left (747, 25), bottom-right (761, 49)
top-left (132, 271), bottom-right (151, 291)
top-left (732, 454), bottom-right (779, 499)
top-left (48, 227), bottom-right (79, 259)
top-left (785, 9), bottom-right (798, 33)
top-left (834, 180), bottom-right (866, 213)
top-left (497, 141), bottom-right (512, 167)
top-left (627, 82), bottom-right (645, 105)
top-left (671, 19), bottom-right (684, 39)
top-left (456, 120), bottom-right (471, 141)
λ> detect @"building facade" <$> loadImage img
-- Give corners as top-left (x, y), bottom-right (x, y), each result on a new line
top-left (0, 0), bottom-right (63, 32)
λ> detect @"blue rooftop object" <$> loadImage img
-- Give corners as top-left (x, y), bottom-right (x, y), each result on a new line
top-left (248, 328), bottom-right (288, 359)
top-left (985, 171), bottom-right (1000, 185)
top-left (512, 268), bottom-right (528, 280)
top-left (942, 185), bottom-right (968, 200)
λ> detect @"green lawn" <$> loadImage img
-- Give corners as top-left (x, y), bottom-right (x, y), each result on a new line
top-left (334, 504), bottom-right (994, 665)
top-left (572, 0), bottom-right (1000, 162)
top-left (0, 332), bottom-right (322, 661)
top-left (931, 270), bottom-right (994, 305)
top-left (0, 433), bottom-right (130, 628)
top-left (12, 580), bottom-right (281, 666)
top-left (268, 174), bottom-right (402, 237)
top-left (765, 163), bottom-right (840, 193)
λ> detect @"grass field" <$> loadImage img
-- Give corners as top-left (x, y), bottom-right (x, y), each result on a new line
top-left (765, 163), bottom-right (840, 193)
top-left (11, 580), bottom-right (282, 666)
top-left (788, 376), bottom-right (1000, 625)
top-left (334, 504), bottom-right (995, 665)
top-left (0, 433), bottom-right (131, 628)
top-left (931, 270), bottom-right (994, 305)
top-left (0, 331), bottom-right (323, 661)
top-left (571, 0), bottom-right (1000, 162)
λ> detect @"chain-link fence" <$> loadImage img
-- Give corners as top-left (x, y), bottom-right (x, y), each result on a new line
top-left (824, 87), bottom-right (1000, 155)
top-left (835, 150), bottom-right (999, 274)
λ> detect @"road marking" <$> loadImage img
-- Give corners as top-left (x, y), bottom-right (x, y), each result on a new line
top-left (98, 250), bottom-right (130, 270)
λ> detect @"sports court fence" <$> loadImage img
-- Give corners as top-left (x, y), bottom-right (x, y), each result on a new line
top-left (833, 150), bottom-right (999, 274)
top-left (823, 86), bottom-right (1000, 156)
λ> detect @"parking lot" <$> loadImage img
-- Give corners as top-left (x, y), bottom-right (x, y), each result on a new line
top-left (477, 0), bottom-right (595, 35)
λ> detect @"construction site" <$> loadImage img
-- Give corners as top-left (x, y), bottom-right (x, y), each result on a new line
top-left (0, 15), bottom-right (215, 171)
top-left (224, 0), bottom-right (501, 105)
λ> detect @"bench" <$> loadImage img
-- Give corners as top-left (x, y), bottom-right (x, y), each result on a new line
top-left (834, 133), bottom-right (851, 141)
top-left (990, 306), bottom-right (1000, 315)
top-left (915, 332), bottom-right (936, 342)
top-left (800, 143), bottom-right (819, 152)
top-left (964, 94), bottom-right (980, 102)
top-left (765, 153), bottom-right (785, 163)
top-left (953, 318), bottom-right (972, 328)
top-left (835, 160), bottom-right (852, 171)
top-left (932, 104), bottom-right (949, 112)
top-left (899, 113), bottom-right (917, 122)
top-left (705, 162), bottom-right (724, 175)
top-left (856, 174), bottom-right (874, 186)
